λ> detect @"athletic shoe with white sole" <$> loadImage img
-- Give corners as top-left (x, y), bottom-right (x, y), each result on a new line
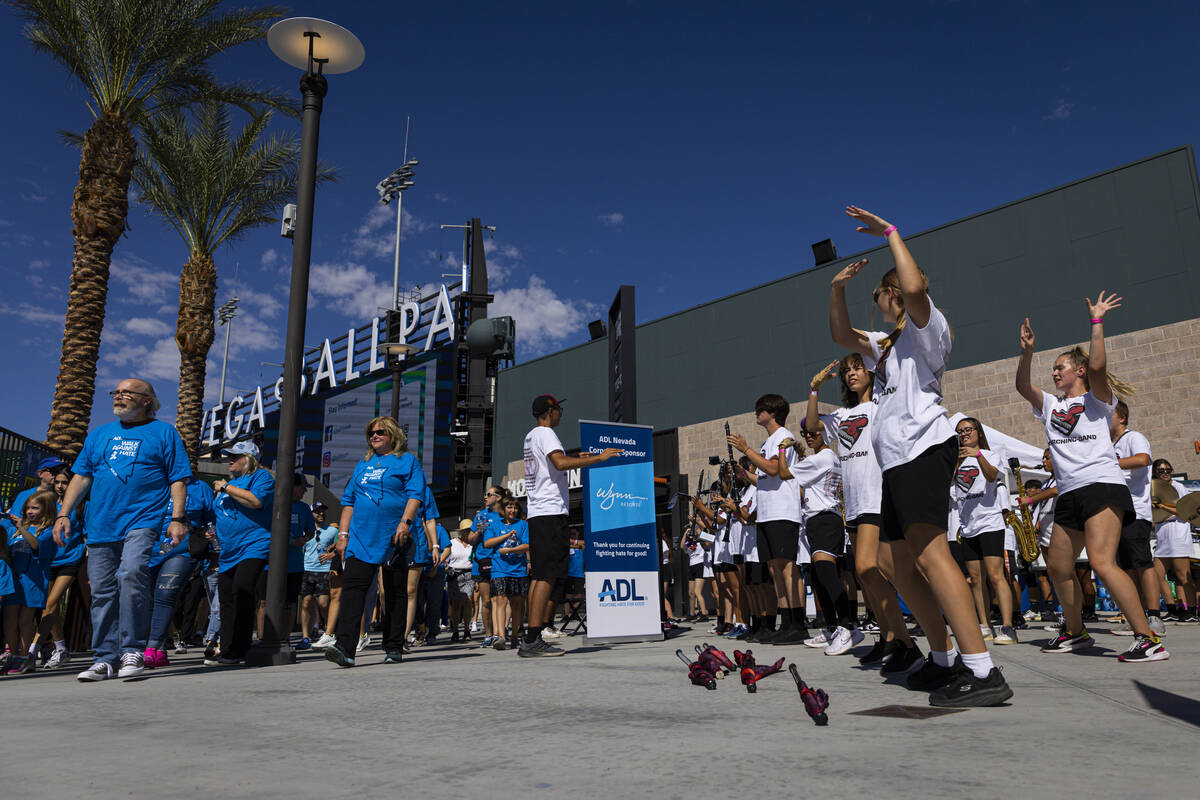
top-left (42, 648), bottom-right (69, 670)
top-left (1041, 628), bottom-right (1093, 653)
top-left (993, 626), bottom-right (1018, 645)
top-left (541, 628), bottom-right (567, 641)
top-left (929, 666), bottom-right (1014, 707)
top-left (77, 662), bottom-right (114, 682)
top-left (357, 634), bottom-right (370, 654)
top-left (117, 652), bottom-right (144, 678)
top-left (1118, 634), bottom-right (1169, 663)
top-left (313, 632), bottom-right (336, 649)
top-left (1147, 616), bottom-right (1167, 637)
top-left (979, 624), bottom-right (994, 642)
top-left (823, 626), bottom-right (864, 656)
top-left (804, 628), bottom-right (833, 649)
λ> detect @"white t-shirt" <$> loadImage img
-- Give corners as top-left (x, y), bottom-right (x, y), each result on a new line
top-left (1035, 476), bottom-right (1058, 548)
top-left (1112, 429), bottom-right (1152, 523)
top-left (1153, 479), bottom-right (1193, 557)
top-left (712, 508), bottom-right (735, 565)
top-left (523, 426), bottom-right (569, 517)
top-left (686, 538), bottom-right (707, 566)
top-left (947, 504), bottom-right (960, 543)
top-left (739, 486), bottom-right (759, 560)
top-left (999, 485), bottom-right (1017, 552)
top-left (820, 402), bottom-right (882, 521)
top-left (1033, 391), bottom-right (1125, 495)
top-left (952, 448), bottom-right (1006, 537)
top-left (755, 426), bottom-right (803, 523)
top-left (447, 538), bottom-right (473, 570)
top-left (862, 298), bottom-right (956, 472)
top-left (787, 447), bottom-right (842, 516)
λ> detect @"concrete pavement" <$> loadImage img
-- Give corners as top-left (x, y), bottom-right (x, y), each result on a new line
top-left (3, 618), bottom-right (1198, 799)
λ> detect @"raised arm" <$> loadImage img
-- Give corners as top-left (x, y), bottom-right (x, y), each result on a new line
top-left (806, 360), bottom-right (839, 435)
top-left (1085, 290), bottom-right (1122, 405)
top-left (829, 259), bottom-right (872, 352)
top-left (1015, 317), bottom-right (1044, 411)
top-left (846, 206), bottom-right (929, 328)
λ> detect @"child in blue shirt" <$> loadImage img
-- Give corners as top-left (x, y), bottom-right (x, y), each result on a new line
top-left (1, 490), bottom-right (58, 674)
top-left (484, 497), bottom-right (530, 650)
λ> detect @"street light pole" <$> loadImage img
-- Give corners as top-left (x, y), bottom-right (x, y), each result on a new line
top-left (252, 17), bottom-right (363, 667)
top-left (217, 296), bottom-right (239, 405)
top-left (376, 159), bottom-right (417, 420)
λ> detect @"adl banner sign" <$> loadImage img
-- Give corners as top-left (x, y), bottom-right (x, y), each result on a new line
top-left (580, 419), bottom-right (662, 642)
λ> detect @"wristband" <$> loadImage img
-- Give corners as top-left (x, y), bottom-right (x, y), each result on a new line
top-left (401, 518), bottom-right (414, 526)
top-left (1090, 318), bottom-right (1103, 324)
top-left (975, 450), bottom-right (982, 458)
top-left (882, 225), bottom-right (897, 237)
top-left (337, 531), bottom-right (348, 537)
top-left (56, 515), bottom-right (70, 520)
top-left (810, 389), bottom-right (818, 396)
top-left (171, 516), bottom-right (187, 523)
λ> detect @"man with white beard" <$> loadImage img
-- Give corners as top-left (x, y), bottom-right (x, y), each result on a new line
top-left (54, 378), bottom-right (191, 681)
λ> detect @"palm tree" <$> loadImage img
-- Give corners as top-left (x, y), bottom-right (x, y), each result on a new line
top-left (8, 0), bottom-right (290, 456)
top-left (135, 102), bottom-right (334, 465)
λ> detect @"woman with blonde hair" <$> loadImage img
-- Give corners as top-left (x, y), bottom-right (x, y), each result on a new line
top-left (327, 416), bottom-right (425, 667)
top-left (1016, 299), bottom-right (1166, 662)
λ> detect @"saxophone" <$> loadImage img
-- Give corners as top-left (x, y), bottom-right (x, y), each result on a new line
top-left (1003, 457), bottom-right (1040, 563)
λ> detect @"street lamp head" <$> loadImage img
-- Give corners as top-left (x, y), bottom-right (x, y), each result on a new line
top-left (268, 17), bottom-right (364, 75)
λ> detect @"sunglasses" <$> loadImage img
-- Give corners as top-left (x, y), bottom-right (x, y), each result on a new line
top-left (368, 429), bottom-right (389, 437)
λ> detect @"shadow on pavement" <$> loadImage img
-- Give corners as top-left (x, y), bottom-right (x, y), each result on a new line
top-left (1133, 680), bottom-right (1200, 728)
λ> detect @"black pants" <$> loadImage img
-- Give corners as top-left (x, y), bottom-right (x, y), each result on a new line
top-left (218, 558), bottom-right (267, 659)
top-left (174, 571), bottom-right (208, 642)
top-left (422, 569), bottom-right (445, 640)
top-left (336, 558), bottom-right (408, 656)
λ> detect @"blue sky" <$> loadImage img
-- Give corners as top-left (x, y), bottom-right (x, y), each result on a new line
top-left (1, 1), bottom-right (1198, 442)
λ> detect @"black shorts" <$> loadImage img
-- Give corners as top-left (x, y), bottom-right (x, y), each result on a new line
top-left (1117, 519), bottom-right (1154, 571)
top-left (845, 513), bottom-right (882, 532)
top-left (476, 557), bottom-right (492, 581)
top-left (948, 540), bottom-right (968, 575)
top-left (299, 571), bottom-right (331, 597)
top-left (491, 576), bottom-right (529, 597)
top-left (562, 576), bottom-right (585, 596)
top-left (688, 563), bottom-right (705, 580)
top-left (1006, 551), bottom-right (1020, 576)
top-left (880, 436), bottom-right (957, 542)
top-left (49, 564), bottom-right (80, 581)
top-left (757, 520), bottom-right (800, 562)
top-left (714, 562), bottom-right (737, 574)
top-left (256, 571), bottom-right (303, 603)
top-left (806, 511), bottom-right (845, 557)
top-left (1053, 482), bottom-right (1135, 532)
top-left (961, 530), bottom-right (1004, 561)
top-left (528, 514), bottom-right (570, 581)
top-left (744, 559), bottom-right (770, 585)
top-left (330, 552), bottom-right (343, 575)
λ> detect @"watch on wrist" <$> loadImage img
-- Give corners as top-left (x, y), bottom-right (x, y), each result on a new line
top-left (401, 518), bottom-right (414, 526)
top-left (171, 516), bottom-right (187, 523)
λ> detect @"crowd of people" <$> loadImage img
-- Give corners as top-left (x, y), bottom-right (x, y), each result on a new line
top-left (0, 207), bottom-right (1194, 709)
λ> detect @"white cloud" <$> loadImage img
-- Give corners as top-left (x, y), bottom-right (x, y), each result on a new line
top-left (235, 286), bottom-right (284, 319)
top-left (433, 193), bottom-right (450, 203)
top-left (598, 211), bottom-right (625, 227)
top-left (490, 275), bottom-right (600, 357)
top-left (260, 248), bottom-right (279, 267)
top-left (309, 260), bottom-right (392, 319)
top-left (124, 316), bottom-right (173, 337)
top-left (0, 301), bottom-right (62, 326)
top-left (110, 255), bottom-right (178, 304)
top-left (482, 240), bottom-right (523, 287)
top-left (29, 259), bottom-right (50, 270)
top-left (350, 204), bottom-right (432, 260)
top-left (101, 335), bottom-right (181, 382)
top-left (1044, 99), bottom-right (1074, 121)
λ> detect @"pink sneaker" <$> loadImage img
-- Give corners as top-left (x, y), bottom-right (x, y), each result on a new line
top-left (142, 648), bottom-right (170, 668)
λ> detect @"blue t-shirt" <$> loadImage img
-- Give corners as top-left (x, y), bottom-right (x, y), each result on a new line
top-left (71, 419), bottom-right (191, 543)
top-left (150, 479), bottom-right (217, 568)
top-left (568, 545), bottom-right (584, 578)
top-left (215, 470), bottom-right (274, 572)
top-left (489, 520), bottom-right (529, 578)
top-left (304, 524), bottom-right (339, 572)
top-left (409, 482), bottom-right (440, 566)
top-left (471, 508), bottom-right (502, 561)
top-left (51, 501), bottom-right (86, 567)
top-left (341, 452), bottom-right (426, 566)
top-left (2, 487), bottom-right (41, 537)
top-left (287, 501), bottom-right (315, 573)
top-left (5, 526), bottom-right (56, 607)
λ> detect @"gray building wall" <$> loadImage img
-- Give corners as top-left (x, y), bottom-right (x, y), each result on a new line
top-left (493, 146), bottom-right (1200, 475)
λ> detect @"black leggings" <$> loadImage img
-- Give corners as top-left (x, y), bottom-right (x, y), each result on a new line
top-left (218, 558), bottom-right (267, 659)
top-left (336, 558), bottom-right (409, 655)
top-left (811, 559), bottom-right (853, 628)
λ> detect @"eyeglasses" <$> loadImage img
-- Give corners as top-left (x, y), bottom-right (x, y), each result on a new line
top-left (226, 454), bottom-right (244, 463)
top-left (368, 430), bottom-right (389, 438)
top-left (956, 427), bottom-right (976, 435)
top-left (109, 389), bottom-right (149, 399)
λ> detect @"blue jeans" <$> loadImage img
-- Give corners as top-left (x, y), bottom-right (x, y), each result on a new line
top-left (146, 554), bottom-right (196, 649)
top-left (86, 527), bottom-right (157, 665)
top-left (204, 570), bottom-right (221, 641)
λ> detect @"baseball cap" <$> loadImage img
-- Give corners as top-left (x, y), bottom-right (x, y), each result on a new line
top-left (293, 472), bottom-right (310, 487)
top-left (531, 394), bottom-right (565, 416)
top-left (36, 456), bottom-right (65, 472)
top-left (221, 440), bottom-right (260, 459)
top-left (311, 501), bottom-right (328, 511)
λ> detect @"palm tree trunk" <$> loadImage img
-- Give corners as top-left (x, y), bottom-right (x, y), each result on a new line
top-left (46, 112), bottom-right (136, 457)
top-left (175, 251), bottom-right (217, 467)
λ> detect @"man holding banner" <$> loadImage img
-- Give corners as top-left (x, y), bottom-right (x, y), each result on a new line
top-left (520, 394), bottom-right (621, 657)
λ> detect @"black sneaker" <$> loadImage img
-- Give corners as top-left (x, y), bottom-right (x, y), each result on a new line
top-left (1041, 628), bottom-right (1093, 653)
top-left (881, 641), bottom-right (924, 674)
top-left (324, 643), bottom-right (355, 668)
top-left (929, 667), bottom-right (1013, 707)
top-left (518, 637), bottom-right (565, 658)
top-left (769, 627), bottom-right (807, 646)
top-left (1040, 611), bottom-right (1058, 623)
top-left (450, 632), bottom-right (460, 643)
top-left (906, 654), bottom-right (962, 691)
top-left (754, 627), bottom-right (778, 643)
top-left (1118, 634), bottom-right (1169, 663)
top-left (858, 640), bottom-right (894, 666)
top-left (384, 651), bottom-right (403, 664)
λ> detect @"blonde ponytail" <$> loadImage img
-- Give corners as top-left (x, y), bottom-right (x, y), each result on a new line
top-left (1061, 346), bottom-right (1135, 398)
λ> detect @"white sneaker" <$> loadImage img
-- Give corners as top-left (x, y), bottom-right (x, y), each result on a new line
top-left (313, 632), bottom-right (335, 649)
top-left (470, 620), bottom-right (482, 633)
top-left (541, 628), bottom-right (567, 640)
top-left (43, 648), bottom-right (68, 670)
top-left (804, 628), bottom-right (833, 648)
top-left (173, 640), bottom-right (189, 655)
top-left (994, 625), bottom-right (1018, 645)
top-left (979, 624), bottom-right (994, 642)
top-left (77, 662), bottom-right (113, 682)
top-left (824, 626), bottom-right (864, 656)
top-left (117, 652), bottom-right (145, 678)
top-left (356, 633), bottom-right (371, 654)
